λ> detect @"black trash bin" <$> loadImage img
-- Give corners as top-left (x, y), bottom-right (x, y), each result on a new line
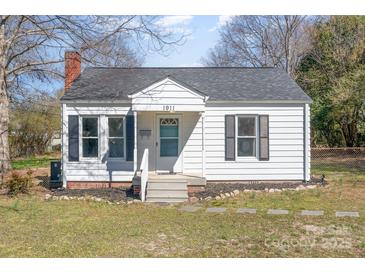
top-left (50, 160), bottom-right (62, 189)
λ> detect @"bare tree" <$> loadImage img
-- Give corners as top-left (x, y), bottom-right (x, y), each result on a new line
top-left (203, 16), bottom-right (317, 76)
top-left (0, 15), bottom-right (186, 169)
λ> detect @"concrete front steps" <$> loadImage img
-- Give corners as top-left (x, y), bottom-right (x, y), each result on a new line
top-left (146, 178), bottom-right (188, 203)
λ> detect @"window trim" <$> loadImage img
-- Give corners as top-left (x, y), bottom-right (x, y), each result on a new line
top-left (107, 115), bottom-right (126, 160)
top-left (235, 115), bottom-right (259, 159)
top-left (80, 116), bottom-right (100, 160)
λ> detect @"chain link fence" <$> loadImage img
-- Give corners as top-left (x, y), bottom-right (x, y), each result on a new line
top-left (311, 147), bottom-right (365, 175)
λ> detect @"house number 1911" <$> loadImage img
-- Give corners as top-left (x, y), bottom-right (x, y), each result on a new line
top-left (163, 105), bottom-right (175, 111)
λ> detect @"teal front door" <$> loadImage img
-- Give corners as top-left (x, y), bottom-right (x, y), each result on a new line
top-left (156, 115), bottom-right (182, 173)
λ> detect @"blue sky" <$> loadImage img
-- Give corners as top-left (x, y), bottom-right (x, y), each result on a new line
top-left (144, 16), bottom-right (231, 67)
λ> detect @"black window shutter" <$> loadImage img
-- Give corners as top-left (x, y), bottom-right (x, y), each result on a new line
top-left (126, 115), bottom-right (135, 161)
top-left (68, 115), bottom-right (79, 161)
top-left (259, 115), bottom-right (269, 161)
top-left (225, 115), bottom-right (235, 161)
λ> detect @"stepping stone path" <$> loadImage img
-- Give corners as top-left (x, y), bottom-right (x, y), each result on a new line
top-left (301, 210), bottom-right (324, 216)
top-left (206, 207), bottom-right (226, 213)
top-left (335, 211), bottom-right (359, 218)
top-left (179, 206), bottom-right (201, 212)
top-left (236, 208), bottom-right (256, 214)
top-left (268, 209), bottom-right (289, 215)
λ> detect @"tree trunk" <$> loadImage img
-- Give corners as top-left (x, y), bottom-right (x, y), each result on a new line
top-left (0, 18), bottom-right (10, 173)
top-left (341, 122), bottom-right (357, 147)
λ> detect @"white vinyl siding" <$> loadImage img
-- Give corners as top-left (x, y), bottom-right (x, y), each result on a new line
top-left (204, 103), bottom-right (308, 181)
top-left (62, 103), bottom-right (134, 183)
top-left (131, 78), bottom-right (206, 112)
top-left (62, 101), bottom-right (310, 185)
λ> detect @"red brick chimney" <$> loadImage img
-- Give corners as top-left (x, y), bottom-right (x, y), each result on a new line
top-left (64, 51), bottom-right (81, 91)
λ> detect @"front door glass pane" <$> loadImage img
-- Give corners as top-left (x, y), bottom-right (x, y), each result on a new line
top-left (160, 118), bottom-right (178, 157)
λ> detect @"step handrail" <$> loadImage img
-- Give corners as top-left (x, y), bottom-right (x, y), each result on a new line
top-left (140, 148), bottom-right (149, 202)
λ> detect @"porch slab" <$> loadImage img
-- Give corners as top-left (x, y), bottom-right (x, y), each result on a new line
top-left (236, 208), bottom-right (256, 214)
top-left (206, 207), bottom-right (226, 213)
top-left (267, 209), bottom-right (289, 215)
top-left (301, 210), bottom-right (324, 216)
top-left (335, 211), bottom-right (359, 218)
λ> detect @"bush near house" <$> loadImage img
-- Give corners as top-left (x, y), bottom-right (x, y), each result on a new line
top-left (1, 170), bottom-right (33, 196)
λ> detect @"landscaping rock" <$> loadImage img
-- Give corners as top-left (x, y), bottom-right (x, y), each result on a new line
top-left (306, 185), bottom-right (317, 189)
top-left (215, 196), bottom-right (221, 200)
top-left (205, 196), bottom-right (212, 201)
top-left (233, 189), bottom-right (240, 196)
top-left (225, 192), bottom-right (231, 197)
top-left (45, 194), bottom-right (52, 200)
top-left (296, 185), bottom-right (306, 191)
top-left (189, 197), bottom-right (199, 203)
top-left (189, 180), bottom-right (321, 200)
top-left (269, 189), bottom-right (275, 193)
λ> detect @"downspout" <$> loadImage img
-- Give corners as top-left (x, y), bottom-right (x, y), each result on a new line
top-left (303, 103), bottom-right (309, 182)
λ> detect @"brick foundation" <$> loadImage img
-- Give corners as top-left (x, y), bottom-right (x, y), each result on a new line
top-left (187, 185), bottom-right (205, 193)
top-left (67, 181), bottom-right (132, 189)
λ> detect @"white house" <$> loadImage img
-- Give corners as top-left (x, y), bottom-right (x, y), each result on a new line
top-left (60, 51), bottom-right (311, 202)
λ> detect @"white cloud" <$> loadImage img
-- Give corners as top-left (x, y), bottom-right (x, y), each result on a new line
top-left (156, 15), bottom-right (193, 27)
top-left (155, 15), bottom-right (194, 37)
top-left (209, 15), bottom-right (234, 32)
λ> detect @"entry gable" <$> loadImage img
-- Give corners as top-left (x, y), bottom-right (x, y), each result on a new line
top-left (128, 76), bottom-right (207, 112)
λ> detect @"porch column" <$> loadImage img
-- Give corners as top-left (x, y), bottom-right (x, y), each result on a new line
top-left (133, 111), bottom-right (138, 172)
top-left (201, 112), bottom-right (206, 178)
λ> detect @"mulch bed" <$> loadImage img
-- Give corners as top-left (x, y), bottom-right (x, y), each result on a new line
top-left (52, 187), bottom-right (139, 202)
top-left (191, 177), bottom-right (325, 199)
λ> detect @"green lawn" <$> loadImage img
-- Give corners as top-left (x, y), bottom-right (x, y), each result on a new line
top-left (11, 153), bottom-right (60, 170)
top-left (1, 165), bottom-right (365, 257)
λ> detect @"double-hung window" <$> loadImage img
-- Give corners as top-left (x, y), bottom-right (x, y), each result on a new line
top-left (237, 116), bottom-right (257, 157)
top-left (108, 117), bottom-right (124, 158)
top-left (82, 117), bottom-right (99, 158)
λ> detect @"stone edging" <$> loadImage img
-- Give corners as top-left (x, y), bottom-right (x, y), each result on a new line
top-left (189, 184), bottom-right (318, 203)
top-left (44, 194), bottom-right (141, 205)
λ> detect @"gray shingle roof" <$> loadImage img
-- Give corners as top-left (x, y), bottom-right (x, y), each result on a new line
top-left (61, 67), bottom-right (312, 102)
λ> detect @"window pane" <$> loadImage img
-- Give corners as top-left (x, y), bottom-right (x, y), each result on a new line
top-left (160, 125), bottom-right (178, 138)
top-left (238, 117), bottom-right (255, 136)
top-left (82, 138), bottom-right (98, 157)
top-left (237, 138), bottom-right (255, 157)
top-left (109, 118), bottom-right (123, 137)
top-left (109, 138), bottom-right (124, 158)
top-left (82, 118), bottom-right (98, 137)
top-left (160, 138), bottom-right (178, 157)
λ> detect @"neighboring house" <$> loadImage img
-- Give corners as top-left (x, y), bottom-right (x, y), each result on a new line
top-left (60, 51), bottom-right (311, 202)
